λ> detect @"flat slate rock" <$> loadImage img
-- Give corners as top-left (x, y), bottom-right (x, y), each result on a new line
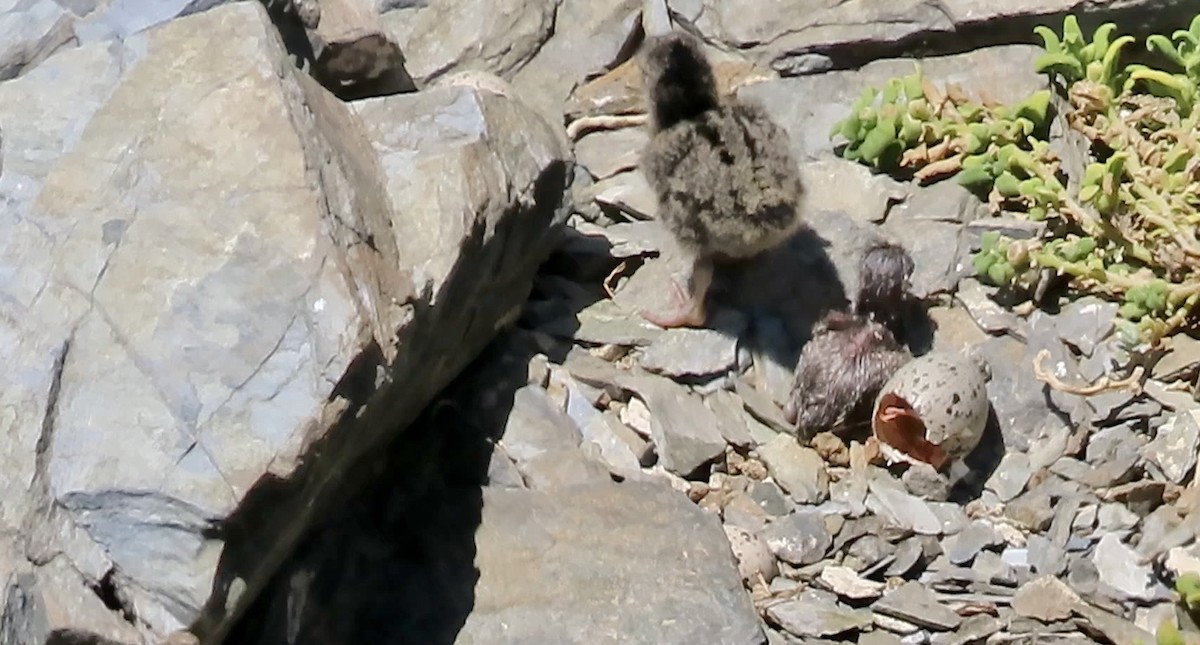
top-left (458, 481), bottom-right (764, 645)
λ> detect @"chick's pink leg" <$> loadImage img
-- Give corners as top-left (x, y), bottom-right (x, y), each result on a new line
top-left (640, 256), bottom-right (714, 328)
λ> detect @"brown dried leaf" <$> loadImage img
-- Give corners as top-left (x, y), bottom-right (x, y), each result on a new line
top-left (944, 82), bottom-right (970, 105)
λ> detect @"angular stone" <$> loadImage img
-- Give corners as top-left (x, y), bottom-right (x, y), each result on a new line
top-left (762, 510), bottom-right (832, 566)
top-left (563, 298), bottom-right (666, 346)
top-left (1093, 534), bottom-right (1158, 602)
top-left (457, 482), bottom-right (766, 644)
top-left (381, 0), bottom-right (557, 83)
top-left (705, 390), bottom-right (757, 449)
top-left (0, 0), bottom-right (75, 80)
top-left (930, 614), bottom-right (1003, 645)
top-left (943, 520), bottom-right (1004, 566)
top-left (308, 0), bottom-right (412, 97)
top-left (1011, 575), bottom-right (1081, 623)
top-left (519, 448), bottom-right (614, 490)
top-left (486, 444), bottom-right (526, 489)
top-left (624, 375), bottom-right (727, 477)
top-left (867, 478), bottom-right (942, 535)
top-left (510, 0), bottom-right (642, 122)
top-left (1142, 410), bottom-right (1200, 484)
top-left (502, 385), bottom-right (583, 465)
top-left (873, 581), bottom-right (962, 631)
top-left (732, 376), bottom-right (793, 434)
top-left (566, 385), bottom-right (643, 477)
top-left (985, 452), bottom-right (1033, 503)
top-left (589, 169), bottom-right (657, 220)
top-left (0, 547), bottom-right (142, 644)
top-left (640, 325), bottom-right (740, 378)
top-left (765, 589), bottom-right (873, 638)
top-left (574, 127), bottom-right (648, 181)
top-left (757, 435), bottom-right (829, 505)
top-left (819, 564), bottom-right (886, 600)
top-left (724, 524), bottom-right (779, 584)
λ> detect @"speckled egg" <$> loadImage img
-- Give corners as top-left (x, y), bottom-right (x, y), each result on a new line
top-left (872, 351), bottom-right (990, 465)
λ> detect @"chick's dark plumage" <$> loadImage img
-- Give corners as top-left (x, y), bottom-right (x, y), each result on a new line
top-left (636, 32), bottom-right (806, 328)
top-left (783, 239), bottom-right (918, 439)
top-left (855, 240), bottom-right (916, 343)
top-left (783, 311), bottom-right (912, 439)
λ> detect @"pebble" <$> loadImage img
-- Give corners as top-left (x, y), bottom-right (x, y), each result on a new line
top-left (624, 375), bottom-right (727, 476)
top-left (765, 589), bottom-right (874, 638)
top-left (1141, 409), bottom-right (1200, 483)
top-left (819, 564), bottom-right (886, 600)
top-left (757, 435), bottom-right (830, 505)
top-left (762, 510), bottom-right (833, 566)
top-left (867, 478), bottom-right (943, 536)
top-left (944, 520), bottom-right (1004, 566)
top-left (874, 581), bottom-right (963, 631)
top-left (1092, 534), bottom-right (1158, 602)
top-left (985, 452), bottom-right (1033, 502)
top-left (1010, 574), bottom-right (1081, 623)
top-left (639, 326), bottom-right (740, 378)
top-left (724, 525), bottom-right (779, 584)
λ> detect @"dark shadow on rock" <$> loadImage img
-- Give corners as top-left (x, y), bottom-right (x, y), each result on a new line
top-left (948, 405), bottom-right (1007, 504)
top-left (194, 158), bottom-right (573, 643)
top-left (714, 226), bottom-right (850, 372)
top-left (901, 298), bottom-right (937, 357)
top-left (223, 326), bottom-right (561, 645)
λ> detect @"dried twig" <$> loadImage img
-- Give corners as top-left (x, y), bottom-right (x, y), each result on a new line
top-left (603, 260), bottom-right (628, 298)
top-left (566, 113), bottom-right (648, 140)
top-left (1032, 348), bottom-right (1144, 396)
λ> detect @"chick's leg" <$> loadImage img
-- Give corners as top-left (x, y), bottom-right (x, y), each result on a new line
top-left (640, 255), bottom-right (714, 328)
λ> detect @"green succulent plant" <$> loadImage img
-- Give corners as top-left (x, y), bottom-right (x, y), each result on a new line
top-left (830, 11), bottom-right (1200, 348)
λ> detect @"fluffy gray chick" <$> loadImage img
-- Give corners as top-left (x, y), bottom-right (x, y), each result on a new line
top-left (637, 32), bottom-right (806, 328)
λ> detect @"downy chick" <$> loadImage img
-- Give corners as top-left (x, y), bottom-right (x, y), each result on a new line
top-left (855, 240), bottom-right (915, 344)
top-left (783, 242), bottom-right (917, 439)
top-left (782, 311), bottom-right (911, 440)
top-left (637, 32), bottom-right (806, 328)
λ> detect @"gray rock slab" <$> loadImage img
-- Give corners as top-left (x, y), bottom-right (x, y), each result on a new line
top-left (766, 589), bottom-right (873, 638)
top-left (739, 45), bottom-right (1045, 163)
top-left (1142, 409), bottom-right (1200, 484)
top-left (501, 385), bottom-right (583, 464)
top-left (518, 448), bottom-right (615, 490)
top-left (762, 510), bottom-right (832, 566)
top-left (0, 0), bottom-right (76, 80)
top-left (458, 481), bottom-right (766, 645)
top-left (0, 3), bottom-right (571, 640)
top-left (640, 325), bottom-right (739, 378)
top-left (873, 581), bottom-right (963, 632)
top-left (1093, 534), bottom-right (1158, 603)
top-left (623, 374), bottom-right (727, 476)
top-left (380, 0), bottom-right (557, 84)
top-left (574, 126), bottom-right (647, 180)
top-left (867, 477), bottom-right (942, 536)
top-left (757, 434), bottom-right (829, 505)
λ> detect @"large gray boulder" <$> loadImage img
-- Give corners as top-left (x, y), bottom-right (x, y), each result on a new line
top-left (0, 2), bottom-right (571, 643)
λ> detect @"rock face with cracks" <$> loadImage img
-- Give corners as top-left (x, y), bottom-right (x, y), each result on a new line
top-left (0, 2), bottom-right (570, 642)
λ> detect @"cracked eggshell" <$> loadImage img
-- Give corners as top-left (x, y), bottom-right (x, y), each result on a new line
top-left (872, 351), bottom-right (990, 466)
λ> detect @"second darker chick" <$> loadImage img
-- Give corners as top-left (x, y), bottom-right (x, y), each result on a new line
top-left (855, 240), bottom-right (916, 344)
top-left (637, 31), bottom-right (806, 328)
top-left (782, 310), bottom-right (912, 440)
